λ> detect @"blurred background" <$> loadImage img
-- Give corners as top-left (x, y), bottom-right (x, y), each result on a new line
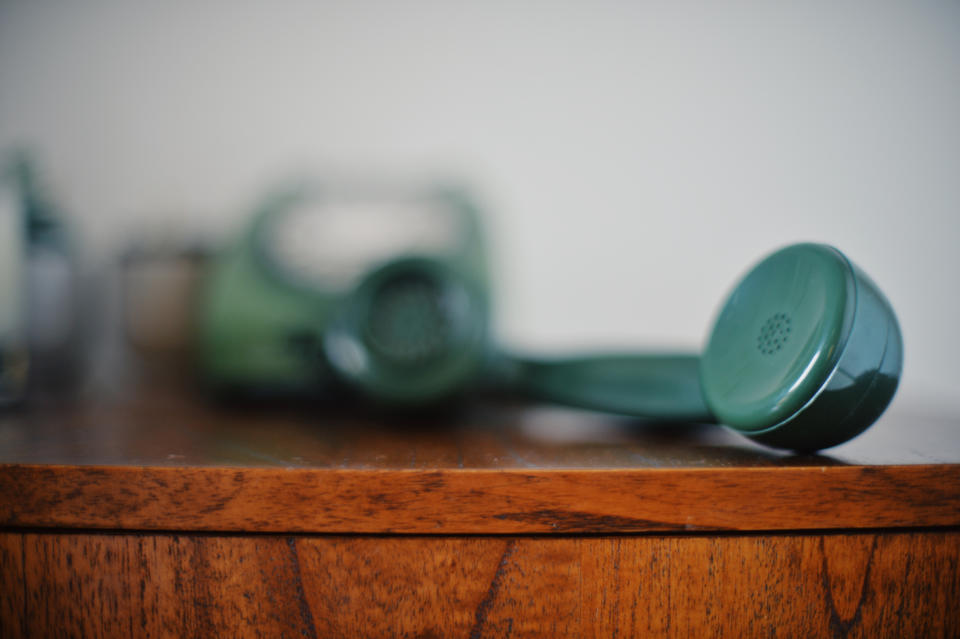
top-left (1, 1), bottom-right (958, 412)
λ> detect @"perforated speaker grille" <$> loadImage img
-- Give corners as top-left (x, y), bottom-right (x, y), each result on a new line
top-left (757, 313), bottom-right (791, 355)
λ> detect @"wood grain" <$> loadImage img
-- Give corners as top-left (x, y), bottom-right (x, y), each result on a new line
top-left (2, 387), bottom-right (958, 534)
top-left (0, 533), bottom-right (25, 638)
top-left (2, 530), bottom-right (957, 638)
top-left (1, 463), bottom-right (958, 534)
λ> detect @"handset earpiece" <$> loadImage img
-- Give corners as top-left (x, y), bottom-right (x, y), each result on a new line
top-left (506, 243), bottom-right (902, 451)
top-left (699, 243), bottom-right (902, 451)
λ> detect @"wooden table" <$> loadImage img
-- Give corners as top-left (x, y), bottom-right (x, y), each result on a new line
top-left (1, 387), bottom-right (958, 637)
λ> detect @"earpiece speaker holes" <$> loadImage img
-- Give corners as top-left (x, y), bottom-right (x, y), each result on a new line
top-left (757, 313), bottom-right (791, 355)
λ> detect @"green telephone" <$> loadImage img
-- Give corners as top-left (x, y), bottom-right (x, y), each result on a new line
top-left (199, 184), bottom-right (902, 451)
top-left (199, 182), bottom-right (490, 403)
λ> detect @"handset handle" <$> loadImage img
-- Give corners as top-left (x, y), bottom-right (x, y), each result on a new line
top-left (494, 353), bottom-right (715, 422)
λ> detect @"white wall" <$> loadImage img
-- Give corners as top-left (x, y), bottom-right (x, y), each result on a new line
top-left (1, 1), bottom-right (958, 411)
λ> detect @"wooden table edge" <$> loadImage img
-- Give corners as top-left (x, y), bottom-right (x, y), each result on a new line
top-left (2, 462), bottom-right (958, 534)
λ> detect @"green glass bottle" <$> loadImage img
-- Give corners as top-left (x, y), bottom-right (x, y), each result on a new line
top-left (18, 154), bottom-right (80, 390)
top-left (0, 159), bottom-right (28, 405)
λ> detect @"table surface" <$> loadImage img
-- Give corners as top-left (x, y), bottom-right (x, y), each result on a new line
top-left (3, 389), bottom-right (959, 637)
top-left (1, 388), bottom-right (958, 534)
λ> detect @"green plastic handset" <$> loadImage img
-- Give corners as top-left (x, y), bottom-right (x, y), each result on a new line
top-left (198, 182), bottom-right (490, 403)
top-left (504, 244), bottom-right (902, 451)
top-left (495, 353), bottom-right (712, 422)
